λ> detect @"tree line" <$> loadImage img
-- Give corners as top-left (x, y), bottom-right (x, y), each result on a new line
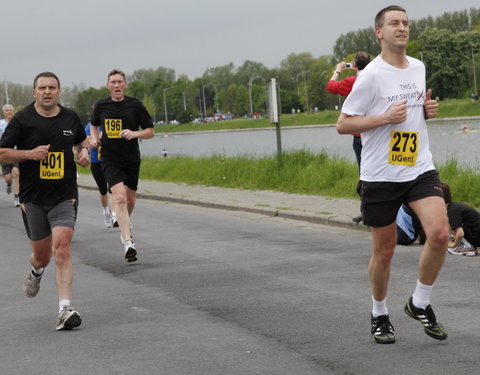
top-left (1, 7), bottom-right (479, 125)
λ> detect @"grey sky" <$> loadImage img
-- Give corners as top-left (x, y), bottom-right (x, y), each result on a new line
top-left (3, 0), bottom-right (479, 88)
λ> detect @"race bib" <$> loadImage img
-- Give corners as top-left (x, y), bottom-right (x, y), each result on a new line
top-left (40, 152), bottom-right (64, 179)
top-left (104, 118), bottom-right (123, 138)
top-left (389, 131), bottom-right (418, 166)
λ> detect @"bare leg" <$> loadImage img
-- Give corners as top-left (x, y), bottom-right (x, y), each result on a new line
top-left (369, 222), bottom-right (397, 302)
top-left (51, 226), bottom-right (74, 301)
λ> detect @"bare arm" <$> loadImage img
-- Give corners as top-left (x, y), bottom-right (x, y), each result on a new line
top-left (336, 100), bottom-right (408, 135)
top-left (423, 89), bottom-right (439, 119)
top-left (0, 145), bottom-right (50, 164)
top-left (121, 127), bottom-right (154, 141)
top-left (89, 125), bottom-right (101, 149)
top-left (73, 139), bottom-right (90, 168)
top-left (449, 227), bottom-right (464, 248)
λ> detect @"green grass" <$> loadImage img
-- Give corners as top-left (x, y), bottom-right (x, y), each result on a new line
top-left (79, 150), bottom-right (480, 209)
top-left (138, 150), bottom-right (360, 199)
top-left (436, 98), bottom-right (480, 118)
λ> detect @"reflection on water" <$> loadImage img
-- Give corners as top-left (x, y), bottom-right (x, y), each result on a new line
top-left (140, 119), bottom-right (480, 168)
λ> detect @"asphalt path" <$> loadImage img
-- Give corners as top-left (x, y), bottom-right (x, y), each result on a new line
top-left (0, 187), bottom-right (479, 375)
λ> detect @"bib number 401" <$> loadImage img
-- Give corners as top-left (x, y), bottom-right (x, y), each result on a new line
top-left (40, 152), bottom-right (64, 179)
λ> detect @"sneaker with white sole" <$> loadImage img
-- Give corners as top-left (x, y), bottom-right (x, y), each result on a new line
top-left (111, 211), bottom-right (118, 227)
top-left (124, 239), bottom-right (137, 262)
top-left (56, 306), bottom-right (82, 331)
top-left (103, 210), bottom-right (113, 228)
top-left (24, 271), bottom-right (42, 298)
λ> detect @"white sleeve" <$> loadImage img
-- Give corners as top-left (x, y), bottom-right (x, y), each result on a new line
top-left (341, 71), bottom-right (376, 117)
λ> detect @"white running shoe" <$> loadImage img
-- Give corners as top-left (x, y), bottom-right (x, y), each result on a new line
top-left (124, 239), bottom-right (137, 262)
top-left (56, 306), bottom-right (82, 331)
top-left (24, 271), bottom-right (42, 298)
top-left (111, 211), bottom-right (118, 227)
top-left (14, 195), bottom-right (20, 207)
top-left (103, 211), bottom-right (112, 228)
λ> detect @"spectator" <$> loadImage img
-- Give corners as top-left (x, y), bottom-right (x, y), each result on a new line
top-left (442, 182), bottom-right (480, 256)
top-left (396, 204), bottom-right (425, 246)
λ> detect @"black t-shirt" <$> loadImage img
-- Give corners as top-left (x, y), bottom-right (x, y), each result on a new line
top-left (90, 96), bottom-right (153, 163)
top-left (447, 202), bottom-right (480, 246)
top-left (0, 103), bottom-right (86, 205)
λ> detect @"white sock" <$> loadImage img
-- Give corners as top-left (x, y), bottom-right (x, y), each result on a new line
top-left (59, 299), bottom-right (71, 313)
top-left (372, 296), bottom-right (388, 317)
top-left (412, 280), bottom-right (433, 309)
top-left (103, 206), bottom-right (110, 215)
top-left (31, 267), bottom-right (44, 277)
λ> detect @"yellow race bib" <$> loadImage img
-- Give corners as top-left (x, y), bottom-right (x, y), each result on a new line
top-left (40, 152), bottom-right (64, 179)
top-left (104, 119), bottom-right (123, 138)
top-left (388, 131), bottom-right (418, 166)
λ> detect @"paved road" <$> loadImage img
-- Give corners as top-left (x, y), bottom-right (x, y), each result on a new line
top-left (0, 187), bottom-right (478, 375)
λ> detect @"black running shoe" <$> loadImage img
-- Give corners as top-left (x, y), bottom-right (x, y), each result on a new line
top-left (371, 314), bottom-right (395, 344)
top-left (404, 297), bottom-right (448, 340)
top-left (352, 215), bottom-right (363, 223)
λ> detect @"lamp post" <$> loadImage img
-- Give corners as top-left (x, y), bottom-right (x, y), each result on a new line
top-left (248, 74), bottom-right (260, 116)
top-left (472, 44), bottom-right (478, 98)
top-left (163, 87), bottom-right (173, 124)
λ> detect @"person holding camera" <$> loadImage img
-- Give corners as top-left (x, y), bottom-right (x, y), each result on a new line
top-left (326, 51), bottom-right (370, 168)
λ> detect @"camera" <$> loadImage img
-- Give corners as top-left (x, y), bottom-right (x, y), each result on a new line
top-left (345, 63), bottom-right (353, 69)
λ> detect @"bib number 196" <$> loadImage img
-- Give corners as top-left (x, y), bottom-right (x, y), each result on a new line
top-left (388, 131), bottom-right (418, 166)
top-left (105, 119), bottom-right (123, 138)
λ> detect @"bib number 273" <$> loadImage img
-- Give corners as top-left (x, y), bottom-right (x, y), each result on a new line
top-left (388, 131), bottom-right (418, 166)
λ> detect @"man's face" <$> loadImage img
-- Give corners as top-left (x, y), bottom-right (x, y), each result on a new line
top-left (2, 106), bottom-right (14, 121)
top-left (33, 77), bottom-right (60, 110)
top-left (107, 73), bottom-right (128, 101)
top-left (376, 10), bottom-right (409, 49)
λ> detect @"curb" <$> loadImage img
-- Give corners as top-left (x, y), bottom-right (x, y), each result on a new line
top-left (78, 183), bottom-right (369, 232)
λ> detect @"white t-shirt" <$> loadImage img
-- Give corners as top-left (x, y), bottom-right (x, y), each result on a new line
top-left (341, 55), bottom-right (435, 182)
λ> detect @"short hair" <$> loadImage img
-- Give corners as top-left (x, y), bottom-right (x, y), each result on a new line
top-left (374, 5), bottom-right (407, 29)
top-left (441, 182), bottom-right (451, 204)
top-left (33, 72), bottom-right (61, 89)
top-left (354, 51), bottom-right (371, 71)
top-left (2, 104), bottom-right (13, 112)
top-left (107, 69), bottom-right (127, 82)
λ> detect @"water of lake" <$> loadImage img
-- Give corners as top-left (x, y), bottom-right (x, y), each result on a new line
top-left (140, 118), bottom-right (480, 168)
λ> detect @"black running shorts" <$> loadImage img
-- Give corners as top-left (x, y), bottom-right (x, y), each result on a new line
top-left (361, 170), bottom-right (444, 227)
top-left (101, 160), bottom-right (140, 191)
top-left (20, 199), bottom-right (78, 241)
top-left (90, 162), bottom-right (108, 196)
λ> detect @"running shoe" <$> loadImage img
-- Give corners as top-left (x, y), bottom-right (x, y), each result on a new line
top-left (6, 182), bottom-right (12, 194)
top-left (404, 296), bottom-right (448, 340)
top-left (447, 246), bottom-right (477, 256)
top-left (352, 215), bottom-right (363, 223)
top-left (124, 239), bottom-right (137, 262)
top-left (13, 195), bottom-right (20, 207)
top-left (24, 271), bottom-right (42, 298)
top-left (103, 210), bottom-right (113, 228)
top-left (56, 306), bottom-right (82, 331)
top-left (111, 211), bottom-right (118, 227)
top-left (371, 314), bottom-right (395, 344)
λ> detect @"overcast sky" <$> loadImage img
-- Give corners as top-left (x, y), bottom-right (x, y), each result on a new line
top-left (3, 0), bottom-right (479, 89)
